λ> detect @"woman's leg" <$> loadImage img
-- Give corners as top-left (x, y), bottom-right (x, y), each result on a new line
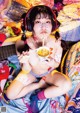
top-left (40, 70), bottom-right (72, 99)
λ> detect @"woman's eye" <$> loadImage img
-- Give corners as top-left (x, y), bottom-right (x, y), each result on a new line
top-left (34, 21), bottom-right (40, 24)
top-left (46, 21), bottom-right (51, 24)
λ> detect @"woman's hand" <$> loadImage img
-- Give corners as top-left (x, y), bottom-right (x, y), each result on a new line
top-left (38, 78), bottom-right (48, 89)
top-left (29, 50), bottom-right (40, 66)
top-left (18, 51), bottom-right (31, 72)
top-left (18, 51), bottom-right (29, 61)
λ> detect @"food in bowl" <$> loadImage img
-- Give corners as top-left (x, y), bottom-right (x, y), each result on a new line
top-left (37, 46), bottom-right (50, 57)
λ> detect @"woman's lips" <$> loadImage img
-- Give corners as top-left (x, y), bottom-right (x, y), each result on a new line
top-left (41, 31), bottom-right (47, 34)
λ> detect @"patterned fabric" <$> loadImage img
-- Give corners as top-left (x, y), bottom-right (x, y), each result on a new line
top-left (0, 90), bottom-right (65, 113)
top-left (57, 3), bottom-right (80, 41)
top-left (63, 0), bottom-right (80, 5)
top-left (64, 42), bottom-right (80, 98)
top-left (65, 42), bottom-right (80, 76)
top-left (0, 41), bottom-right (80, 112)
top-left (65, 83), bottom-right (80, 113)
top-left (0, 55), bottom-right (66, 113)
top-left (15, 0), bottom-right (54, 8)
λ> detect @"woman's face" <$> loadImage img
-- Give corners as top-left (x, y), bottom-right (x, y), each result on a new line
top-left (33, 13), bottom-right (52, 41)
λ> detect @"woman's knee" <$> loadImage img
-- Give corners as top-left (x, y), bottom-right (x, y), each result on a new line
top-left (62, 77), bottom-right (72, 92)
top-left (53, 72), bottom-right (72, 91)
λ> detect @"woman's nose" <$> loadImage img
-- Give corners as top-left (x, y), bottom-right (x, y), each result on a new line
top-left (41, 23), bottom-right (46, 28)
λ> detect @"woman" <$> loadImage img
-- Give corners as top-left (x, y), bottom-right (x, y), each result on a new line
top-left (6, 6), bottom-right (71, 99)
top-left (3, 5), bottom-right (71, 103)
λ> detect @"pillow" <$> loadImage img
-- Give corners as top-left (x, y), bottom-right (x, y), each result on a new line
top-left (60, 41), bottom-right (80, 74)
top-left (5, 1), bottom-right (28, 22)
top-left (65, 41), bottom-right (80, 76)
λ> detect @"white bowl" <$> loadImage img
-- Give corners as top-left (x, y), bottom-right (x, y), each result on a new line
top-left (37, 46), bottom-right (50, 57)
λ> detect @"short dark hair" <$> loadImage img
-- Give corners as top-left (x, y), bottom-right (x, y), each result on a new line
top-left (25, 5), bottom-right (60, 31)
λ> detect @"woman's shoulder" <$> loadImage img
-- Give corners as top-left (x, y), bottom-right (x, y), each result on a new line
top-left (50, 34), bottom-right (55, 39)
top-left (27, 36), bottom-right (34, 41)
top-left (49, 35), bottom-right (56, 42)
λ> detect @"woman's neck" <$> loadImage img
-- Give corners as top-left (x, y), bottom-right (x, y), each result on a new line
top-left (33, 36), bottom-right (48, 48)
top-left (33, 35), bottom-right (47, 44)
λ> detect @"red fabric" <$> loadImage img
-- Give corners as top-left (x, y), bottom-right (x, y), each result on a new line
top-left (0, 33), bottom-right (6, 46)
top-left (11, 26), bottom-right (21, 36)
top-left (0, 65), bottom-right (9, 80)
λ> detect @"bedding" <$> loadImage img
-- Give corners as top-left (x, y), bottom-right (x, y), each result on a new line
top-left (0, 55), bottom-right (66, 113)
top-left (0, 91), bottom-right (66, 113)
top-left (57, 3), bottom-right (80, 41)
top-left (0, 2), bottom-right (80, 112)
top-left (61, 42), bottom-right (80, 97)
top-left (0, 42), bottom-right (80, 113)
top-left (63, 0), bottom-right (80, 5)
top-left (15, 0), bottom-right (54, 9)
top-left (65, 82), bottom-right (80, 113)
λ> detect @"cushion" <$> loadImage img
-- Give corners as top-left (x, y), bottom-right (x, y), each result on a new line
top-left (60, 41), bottom-right (79, 74)
top-left (65, 41), bottom-right (80, 76)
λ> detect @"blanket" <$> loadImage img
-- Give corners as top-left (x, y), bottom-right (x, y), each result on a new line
top-left (65, 83), bottom-right (80, 113)
top-left (57, 3), bottom-right (80, 41)
top-left (0, 54), bottom-right (66, 113)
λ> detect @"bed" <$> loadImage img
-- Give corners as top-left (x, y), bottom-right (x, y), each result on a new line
top-left (0, 40), bottom-right (80, 113)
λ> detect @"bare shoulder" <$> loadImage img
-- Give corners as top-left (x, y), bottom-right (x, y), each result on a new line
top-left (27, 36), bottom-right (34, 42)
top-left (47, 36), bottom-right (56, 45)
top-left (49, 36), bottom-right (56, 41)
